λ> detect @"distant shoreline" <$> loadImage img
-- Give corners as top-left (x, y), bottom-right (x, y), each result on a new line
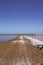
top-left (0, 34), bottom-right (43, 36)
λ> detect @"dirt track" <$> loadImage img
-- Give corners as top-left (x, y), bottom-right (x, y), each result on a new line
top-left (0, 35), bottom-right (43, 65)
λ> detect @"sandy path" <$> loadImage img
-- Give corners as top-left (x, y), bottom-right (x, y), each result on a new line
top-left (12, 36), bottom-right (31, 65)
top-left (0, 35), bottom-right (32, 65)
top-left (0, 35), bottom-right (43, 65)
top-left (15, 42), bottom-right (31, 65)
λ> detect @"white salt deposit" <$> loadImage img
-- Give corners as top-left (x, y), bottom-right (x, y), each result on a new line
top-left (12, 36), bottom-right (24, 44)
top-left (13, 40), bottom-right (24, 43)
top-left (20, 36), bottom-right (23, 40)
top-left (24, 35), bottom-right (43, 48)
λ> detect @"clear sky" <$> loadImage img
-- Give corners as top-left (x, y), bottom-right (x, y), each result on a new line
top-left (0, 0), bottom-right (43, 34)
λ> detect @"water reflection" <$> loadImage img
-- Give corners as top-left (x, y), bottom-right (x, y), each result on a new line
top-left (0, 35), bottom-right (17, 42)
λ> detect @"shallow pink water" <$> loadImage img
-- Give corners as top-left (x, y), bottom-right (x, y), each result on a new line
top-left (30, 36), bottom-right (43, 41)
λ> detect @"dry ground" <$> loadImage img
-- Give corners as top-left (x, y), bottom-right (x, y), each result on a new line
top-left (0, 35), bottom-right (43, 65)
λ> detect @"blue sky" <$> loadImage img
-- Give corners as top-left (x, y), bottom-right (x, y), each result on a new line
top-left (0, 0), bottom-right (43, 34)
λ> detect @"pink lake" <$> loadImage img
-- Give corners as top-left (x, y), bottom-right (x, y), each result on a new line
top-left (30, 36), bottom-right (43, 41)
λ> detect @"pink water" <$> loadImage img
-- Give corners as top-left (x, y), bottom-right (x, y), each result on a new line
top-left (30, 36), bottom-right (43, 41)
